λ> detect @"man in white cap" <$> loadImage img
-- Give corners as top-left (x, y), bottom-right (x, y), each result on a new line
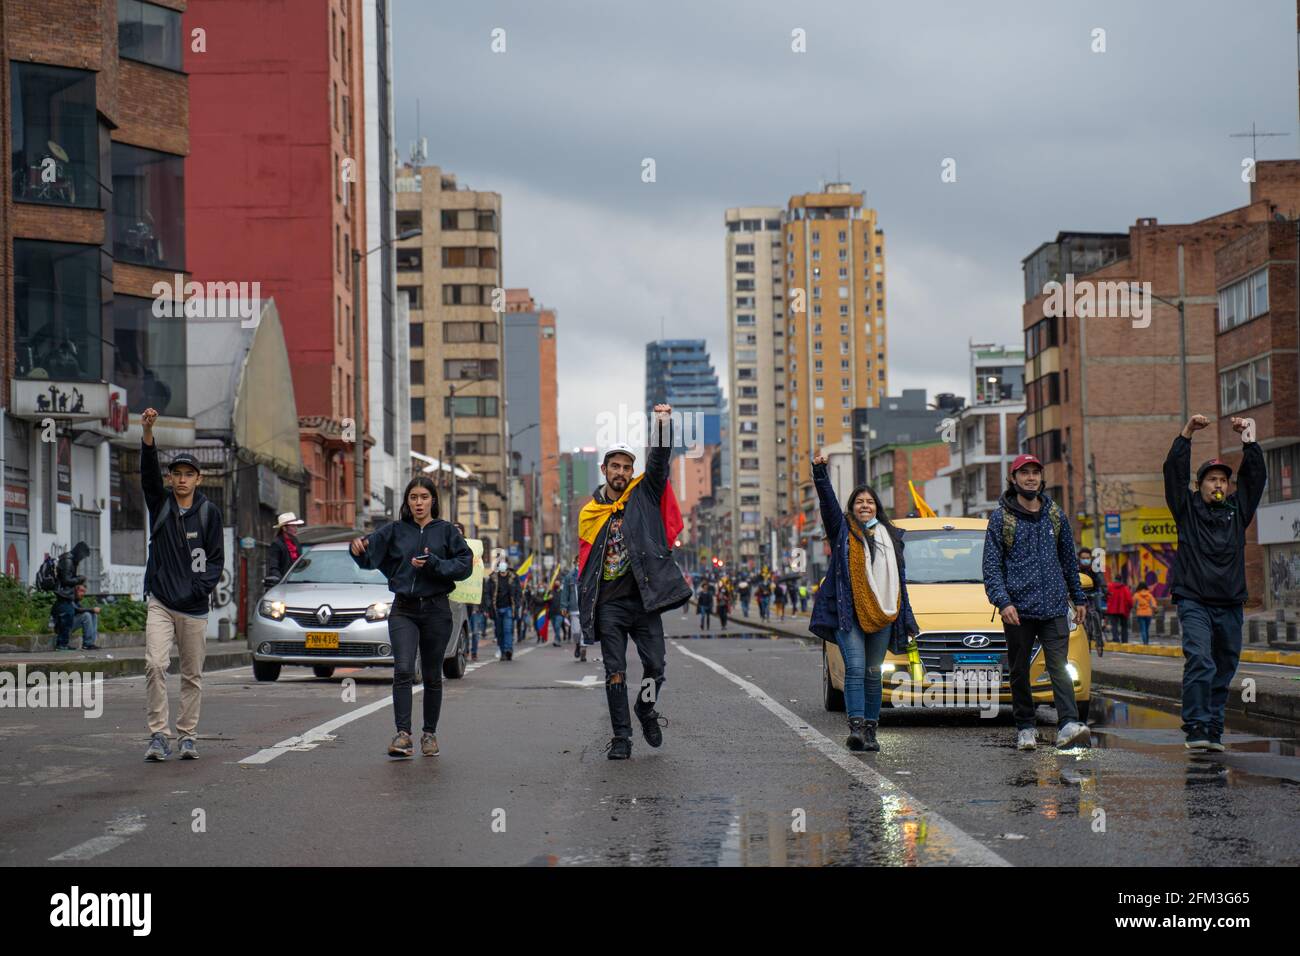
top-left (267, 512), bottom-right (306, 585)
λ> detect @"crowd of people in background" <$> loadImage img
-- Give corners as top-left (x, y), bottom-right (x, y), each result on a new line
top-left (682, 567), bottom-right (814, 629)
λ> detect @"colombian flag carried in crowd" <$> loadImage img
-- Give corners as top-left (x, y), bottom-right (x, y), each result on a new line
top-left (577, 476), bottom-right (683, 575)
top-left (535, 608), bottom-right (548, 640)
top-left (516, 553), bottom-right (534, 583)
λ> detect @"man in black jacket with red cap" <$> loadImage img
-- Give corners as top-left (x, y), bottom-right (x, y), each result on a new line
top-left (1163, 414), bottom-right (1266, 751)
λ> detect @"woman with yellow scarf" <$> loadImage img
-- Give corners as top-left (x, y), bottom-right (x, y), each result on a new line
top-left (808, 453), bottom-right (919, 752)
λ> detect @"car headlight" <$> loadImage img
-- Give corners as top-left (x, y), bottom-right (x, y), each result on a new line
top-left (880, 663), bottom-right (896, 674)
top-left (1066, 662), bottom-right (1080, 682)
top-left (366, 601), bottom-right (391, 621)
top-left (259, 599), bottom-right (286, 620)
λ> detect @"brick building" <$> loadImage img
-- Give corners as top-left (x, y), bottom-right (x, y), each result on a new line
top-left (2, 0), bottom-right (190, 592)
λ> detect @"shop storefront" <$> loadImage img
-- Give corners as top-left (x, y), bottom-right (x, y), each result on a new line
top-left (1253, 499), bottom-right (1300, 610)
top-left (1080, 506), bottom-right (1178, 599)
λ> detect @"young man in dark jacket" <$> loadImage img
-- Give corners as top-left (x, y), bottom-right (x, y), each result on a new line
top-left (576, 403), bottom-right (690, 760)
top-left (983, 453), bottom-right (1091, 752)
top-left (1164, 414), bottom-right (1266, 751)
top-left (482, 561), bottom-right (522, 660)
top-left (51, 541), bottom-right (90, 651)
top-left (139, 407), bottom-right (224, 762)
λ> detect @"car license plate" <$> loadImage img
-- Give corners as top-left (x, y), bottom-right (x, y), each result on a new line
top-left (953, 667), bottom-right (1000, 686)
top-left (306, 632), bottom-right (339, 650)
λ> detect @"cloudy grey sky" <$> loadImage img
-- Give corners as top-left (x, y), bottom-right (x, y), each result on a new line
top-left (392, 0), bottom-right (1298, 449)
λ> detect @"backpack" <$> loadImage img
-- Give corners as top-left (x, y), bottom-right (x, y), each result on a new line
top-left (1002, 499), bottom-right (1062, 553)
top-left (151, 498), bottom-right (216, 552)
top-left (34, 555), bottom-right (58, 592)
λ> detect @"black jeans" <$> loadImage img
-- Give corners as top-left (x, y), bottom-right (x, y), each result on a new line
top-left (388, 594), bottom-right (453, 734)
top-left (1107, 613), bottom-right (1129, 644)
top-left (1004, 616), bottom-right (1078, 730)
top-left (597, 596), bottom-right (666, 738)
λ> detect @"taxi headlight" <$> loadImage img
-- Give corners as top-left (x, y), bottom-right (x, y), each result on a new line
top-left (880, 663), bottom-right (897, 674)
top-left (1066, 663), bottom-right (1080, 682)
top-left (259, 600), bottom-right (286, 620)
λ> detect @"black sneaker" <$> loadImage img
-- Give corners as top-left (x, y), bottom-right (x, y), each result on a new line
top-left (605, 736), bottom-right (632, 760)
top-left (846, 717), bottom-right (866, 752)
top-left (862, 719), bottom-right (880, 752)
top-left (1205, 731), bottom-right (1226, 752)
top-left (636, 709), bottom-right (667, 748)
top-left (1185, 726), bottom-right (1212, 750)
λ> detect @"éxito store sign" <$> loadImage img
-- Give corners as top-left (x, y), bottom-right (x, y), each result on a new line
top-left (1080, 507), bottom-right (1178, 598)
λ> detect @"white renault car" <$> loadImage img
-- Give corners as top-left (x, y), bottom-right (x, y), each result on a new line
top-left (248, 541), bottom-right (470, 682)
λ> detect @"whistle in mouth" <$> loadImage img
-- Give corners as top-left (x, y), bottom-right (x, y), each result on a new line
top-left (1212, 491), bottom-right (1224, 501)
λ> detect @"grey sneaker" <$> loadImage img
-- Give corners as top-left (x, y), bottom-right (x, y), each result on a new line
top-left (178, 737), bottom-right (199, 760)
top-left (420, 732), bottom-right (439, 757)
top-left (1055, 721), bottom-right (1092, 749)
top-left (145, 732), bottom-right (171, 762)
top-left (1016, 728), bottom-right (1037, 751)
top-left (389, 731), bottom-right (414, 757)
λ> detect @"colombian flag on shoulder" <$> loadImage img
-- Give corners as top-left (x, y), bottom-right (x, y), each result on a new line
top-left (577, 476), bottom-right (683, 575)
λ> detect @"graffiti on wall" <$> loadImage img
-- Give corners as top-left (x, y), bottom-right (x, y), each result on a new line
top-left (1113, 544), bottom-right (1176, 600)
top-left (1268, 548), bottom-right (1300, 608)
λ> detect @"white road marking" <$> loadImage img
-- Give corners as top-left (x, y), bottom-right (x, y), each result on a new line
top-left (239, 647), bottom-right (535, 765)
top-left (48, 811), bottom-right (145, 862)
top-left (672, 642), bottom-right (1012, 867)
top-left (555, 675), bottom-right (601, 688)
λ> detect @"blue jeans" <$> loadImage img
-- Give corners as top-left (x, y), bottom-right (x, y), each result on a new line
top-left (73, 610), bottom-right (98, 648)
top-left (1137, 617), bottom-right (1151, 645)
top-left (468, 611), bottom-right (485, 655)
top-left (52, 600), bottom-right (76, 649)
top-left (835, 622), bottom-right (892, 721)
top-left (494, 607), bottom-right (514, 653)
top-left (1176, 597), bottom-right (1243, 737)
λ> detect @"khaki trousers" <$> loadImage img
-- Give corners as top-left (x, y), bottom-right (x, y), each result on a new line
top-left (145, 596), bottom-right (208, 739)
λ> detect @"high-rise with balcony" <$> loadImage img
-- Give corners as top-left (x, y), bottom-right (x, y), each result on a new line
top-left (783, 183), bottom-right (887, 534)
top-left (724, 208), bottom-right (785, 568)
top-left (395, 164), bottom-right (505, 548)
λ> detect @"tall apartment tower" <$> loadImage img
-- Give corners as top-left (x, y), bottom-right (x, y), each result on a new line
top-left (723, 208), bottom-right (786, 568)
top-left (504, 288), bottom-right (559, 551)
top-left (395, 164), bottom-right (506, 546)
top-left (783, 183), bottom-right (887, 530)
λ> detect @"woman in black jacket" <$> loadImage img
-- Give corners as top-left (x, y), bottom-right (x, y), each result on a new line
top-left (351, 476), bottom-right (473, 758)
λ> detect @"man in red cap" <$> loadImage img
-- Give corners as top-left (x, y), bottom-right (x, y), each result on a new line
top-left (983, 453), bottom-right (1092, 752)
top-left (1164, 414), bottom-right (1266, 751)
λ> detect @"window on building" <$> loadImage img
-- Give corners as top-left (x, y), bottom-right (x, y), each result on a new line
top-left (1217, 268), bottom-right (1269, 332)
top-left (410, 359), bottom-right (424, 381)
top-left (118, 0), bottom-right (183, 69)
top-left (111, 143), bottom-right (185, 269)
top-left (1266, 443), bottom-right (1300, 503)
top-left (444, 321), bottom-right (498, 342)
top-left (111, 294), bottom-right (187, 414)
top-left (399, 286), bottom-right (422, 309)
top-left (444, 358), bottom-right (499, 380)
top-left (445, 396), bottom-right (499, 417)
top-left (476, 210), bottom-right (498, 232)
top-left (411, 397), bottom-right (425, 421)
top-left (14, 240), bottom-right (105, 382)
top-left (410, 323), bottom-right (424, 347)
top-left (397, 248), bottom-right (421, 271)
top-left (10, 63), bottom-right (99, 208)
top-left (1220, 356), bottom-right (1271, 413)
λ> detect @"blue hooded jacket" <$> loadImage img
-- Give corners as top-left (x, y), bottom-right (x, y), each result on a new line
top-left (982, 489), bottom-right (1087, 620)
top-left (808, 463), bottom-right (919, 654)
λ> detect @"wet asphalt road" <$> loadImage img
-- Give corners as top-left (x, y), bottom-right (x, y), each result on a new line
top-left (2, 609), bottom-right (1298, 866)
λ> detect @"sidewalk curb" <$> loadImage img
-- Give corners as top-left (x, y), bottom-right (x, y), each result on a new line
top-left (1102, 642), bottom-right (1300, 667)
top-left (1090, 666), bottom-right (1300, 725)
top-left (0, 648), bottom-right (252, 680)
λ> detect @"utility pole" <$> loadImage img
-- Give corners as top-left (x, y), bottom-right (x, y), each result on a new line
top-left (1090, 452), bottom-right (1102, 554)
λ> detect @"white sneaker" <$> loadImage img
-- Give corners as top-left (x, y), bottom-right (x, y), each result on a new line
top-left (1055, 721), bottom-right (1092, 749)
top-left (1016, 729), bottom-right (1037, 750)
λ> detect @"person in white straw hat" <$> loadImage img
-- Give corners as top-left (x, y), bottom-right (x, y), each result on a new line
top-left (267, 512), bottom-right (306, 585)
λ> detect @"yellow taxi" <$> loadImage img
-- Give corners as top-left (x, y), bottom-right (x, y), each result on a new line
top-left (821, 516), bottom-right (1093, 720)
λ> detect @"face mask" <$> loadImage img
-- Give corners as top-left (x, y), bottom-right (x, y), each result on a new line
top-left (864, 517), bottom-right (879, 529)
top-left (497, 563), bottom-right (507, 573)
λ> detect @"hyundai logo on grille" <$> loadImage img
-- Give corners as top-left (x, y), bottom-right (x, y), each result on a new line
top-left (962, 634), bottom-right (991, 648)
top-left (316, 605), bottom-right (333, 625)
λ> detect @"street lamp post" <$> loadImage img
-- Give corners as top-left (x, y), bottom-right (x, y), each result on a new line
top-left (352, 226), bottom-right (421, 529)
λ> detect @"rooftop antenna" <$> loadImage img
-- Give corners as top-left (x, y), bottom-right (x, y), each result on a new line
top-left (1229, 121), bottom-right (1288, 164)
top-left (409, 99), bottom-right (428, 166)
